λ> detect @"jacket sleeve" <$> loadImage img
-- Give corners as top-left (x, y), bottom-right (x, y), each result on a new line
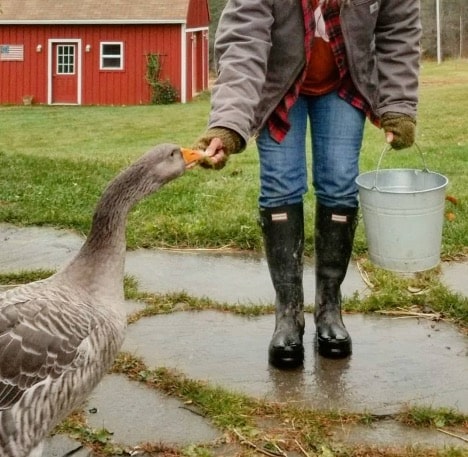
top-left (374, 0), bottom-right (422, 118)
top-left (208, 0), bottom-right (275, 144)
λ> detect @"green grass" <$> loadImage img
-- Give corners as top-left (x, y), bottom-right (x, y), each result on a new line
top-left (0, 102), bottom-right (263, 249)
top-left (400, 405), bottom-right (467, 429)
top-left (1, 60), bottom-right (467, 257)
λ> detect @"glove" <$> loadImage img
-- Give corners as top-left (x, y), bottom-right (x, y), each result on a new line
top-left (380, 112), bottom-right (416, 150)
top-left (193, 127), bottom-right (244, 169)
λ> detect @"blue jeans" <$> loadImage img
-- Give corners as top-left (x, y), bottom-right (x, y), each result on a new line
top-left (257, 92), bottom-right (365, 209)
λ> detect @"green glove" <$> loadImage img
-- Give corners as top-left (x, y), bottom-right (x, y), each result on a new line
top-left (380, 112), bottom-right (416, 150)
top-left (192, 127), bottom-right (245, 169)
top-left (193, 127), bottom-right (244, 156)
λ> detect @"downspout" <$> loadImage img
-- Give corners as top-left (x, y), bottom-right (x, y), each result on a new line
top-left (47, 41), bottom-right (53, 105)
top-left (180, 23), bottom-right (187, 103)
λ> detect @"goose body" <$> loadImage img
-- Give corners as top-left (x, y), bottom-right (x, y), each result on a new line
top-left (0, 144), bottom-right (197, 457)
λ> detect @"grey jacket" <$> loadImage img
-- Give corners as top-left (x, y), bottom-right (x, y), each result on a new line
top-left (208, 0), bottom-right (422, 145)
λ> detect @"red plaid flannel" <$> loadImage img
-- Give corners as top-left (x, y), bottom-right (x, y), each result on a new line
top-left (267, 0), bottom-right (376, 143)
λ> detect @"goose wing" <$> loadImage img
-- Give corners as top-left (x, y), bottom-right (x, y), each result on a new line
top-left (0, 286), bottom-right (101, 410)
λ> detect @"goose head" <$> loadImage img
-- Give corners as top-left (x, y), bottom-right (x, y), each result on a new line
top-left (117, 144), bottom-right (205, 199)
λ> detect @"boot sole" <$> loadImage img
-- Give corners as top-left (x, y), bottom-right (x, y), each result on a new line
top-left (269, 346), bottom-right (304, 369)
top-left (316, 336), bottom-right (352, 359)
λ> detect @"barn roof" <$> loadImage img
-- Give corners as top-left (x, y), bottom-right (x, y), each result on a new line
top-left (0, 0), bottom-right (191, 23)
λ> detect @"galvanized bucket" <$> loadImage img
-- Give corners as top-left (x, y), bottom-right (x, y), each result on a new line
top-left (356, 145), bottom-right (448, 273)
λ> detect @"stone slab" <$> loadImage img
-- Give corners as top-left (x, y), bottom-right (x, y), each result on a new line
top-left (85, 374), bottom-right (220, 447)
top-left (123, 310), bottom-right (468, 415)
top-left (331, 419), bottom-right (468, 449)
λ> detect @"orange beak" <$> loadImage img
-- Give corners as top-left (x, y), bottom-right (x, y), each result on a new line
top-left (181, 147), bottom-right (205, 168)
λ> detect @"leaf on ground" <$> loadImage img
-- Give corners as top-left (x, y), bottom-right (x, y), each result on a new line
top-left (445, 195), bottom-right (458, 205)
top-left (446, 212), bottom-right (456, 221)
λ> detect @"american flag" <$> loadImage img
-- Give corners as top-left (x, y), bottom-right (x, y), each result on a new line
top-left (0, 45), bottom-right (24, 61)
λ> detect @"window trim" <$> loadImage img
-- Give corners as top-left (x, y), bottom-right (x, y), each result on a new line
top-left (100, 41), bottom-right (124, 71)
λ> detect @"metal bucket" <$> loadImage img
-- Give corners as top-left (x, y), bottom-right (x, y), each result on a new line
top-left (356, 145), bottom-right (448, 272)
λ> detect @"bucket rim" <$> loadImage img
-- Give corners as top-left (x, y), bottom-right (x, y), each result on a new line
top-left (356, 168), bottom-right (449, 194)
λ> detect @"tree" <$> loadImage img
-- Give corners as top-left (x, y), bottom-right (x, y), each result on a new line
top-left (208, 0), bottom-right (227, 69)
top-left (421, 0), bottom-right (468, 59)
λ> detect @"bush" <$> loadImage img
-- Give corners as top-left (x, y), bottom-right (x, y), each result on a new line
top-left (151, 80), bottom-right (178, 105)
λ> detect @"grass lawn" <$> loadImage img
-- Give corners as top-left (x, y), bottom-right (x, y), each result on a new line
top-left (0, 60), bottom-right (467, 258)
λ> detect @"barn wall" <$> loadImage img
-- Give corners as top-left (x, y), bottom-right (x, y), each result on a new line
top-left (187, 0), bottom-right (210, 28)
top-left (0, 24), bottom-right (185, 105)
top-left (0, 25), bottom-right (47, 104)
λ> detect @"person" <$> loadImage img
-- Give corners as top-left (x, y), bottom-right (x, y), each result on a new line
top-left (194, 0), bottom-right (421, 368)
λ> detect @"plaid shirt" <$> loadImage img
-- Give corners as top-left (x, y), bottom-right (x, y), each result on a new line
top-left (267, 0), bottom-right (376, 143)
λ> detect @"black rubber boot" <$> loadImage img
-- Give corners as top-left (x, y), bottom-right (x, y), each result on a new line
top-left (259, 203), bottom-right (305, 368)
top-left (314, 203), bottom-right (358, 358)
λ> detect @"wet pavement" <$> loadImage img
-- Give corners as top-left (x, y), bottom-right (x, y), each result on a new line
top-left (123, 311), bottom-right (467, 415)
top-left (0, 222), bottom-right (367, 305)
top-left (0, 223), bottom-right (467, 455)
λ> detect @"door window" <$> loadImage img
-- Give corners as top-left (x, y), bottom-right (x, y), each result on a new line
top-left (57, 45), bottom-right (75, 74)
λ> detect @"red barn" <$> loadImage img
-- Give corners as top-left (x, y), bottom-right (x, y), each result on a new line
top-left (0, 0), bottom-right (210, 105)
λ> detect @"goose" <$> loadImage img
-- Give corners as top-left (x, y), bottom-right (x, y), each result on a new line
top-left (0, 144), bottom-right (203, 457)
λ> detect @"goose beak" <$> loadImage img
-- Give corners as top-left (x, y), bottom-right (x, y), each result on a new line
top-left (181, 147), bottom-right (205, 168)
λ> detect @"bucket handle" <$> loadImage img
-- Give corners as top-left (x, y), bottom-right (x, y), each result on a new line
top-left (372, 143), bottom-right (430, 190)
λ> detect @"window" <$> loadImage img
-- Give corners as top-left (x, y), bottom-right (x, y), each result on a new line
top-left (56, 45), bottom-right (75, 74)
top-left (100, 42), bottom-right (124, 70)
